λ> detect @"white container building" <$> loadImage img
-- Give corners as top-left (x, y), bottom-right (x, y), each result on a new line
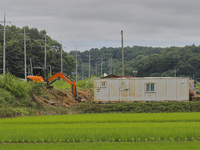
top-left (94, 76), bottom-right (190, 103)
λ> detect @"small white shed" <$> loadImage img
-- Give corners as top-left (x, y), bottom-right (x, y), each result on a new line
top-left (94, 76), bottom-right (190, 103)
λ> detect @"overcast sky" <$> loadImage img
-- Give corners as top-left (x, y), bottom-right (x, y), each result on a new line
top-left (1, 0), bottom-right (200, 51)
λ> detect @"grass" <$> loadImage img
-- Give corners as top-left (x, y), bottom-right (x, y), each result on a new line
top-left (77, 101), bottom-right (200, 113)
top-left (1, 112), bottom-right (200, 124)
top-left (1, 112), bottom-right (200, 149)
top-left (51, 77), bottom-right (94, 91)
top-left (1, 122), bottom-right (200, 143)
top-left (1, 113), bottom-right (200, 144)
top-left (1, 142), bottom-right (200, 150)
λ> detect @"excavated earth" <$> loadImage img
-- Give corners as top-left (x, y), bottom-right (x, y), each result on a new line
top-left (34, 88), bottom-right (94, 108)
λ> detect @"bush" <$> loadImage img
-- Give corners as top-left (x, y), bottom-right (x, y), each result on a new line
top-left (0, 73), bottom-right (44, 107)
top-left (29, 82), bottom-right (44, 96)
top-left (77, 102), bottom-right (200, 113)
top-left (77, 77), bottom-right (94, 91)
top-left (0, 107), bottom-right (31, 118)
top-left (0, 73), bottom-right (31, 101)
top-left (0, 88), bottom-right (16, 105)
top-left (51, 79), bottom-right (72, 90)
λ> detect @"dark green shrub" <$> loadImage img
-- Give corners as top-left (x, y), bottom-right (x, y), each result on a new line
top-left (29, 82), bottom-right (44, 96)
top-left (0, 73), bottom-right (30, 101)
top-left (0, 88), bottom-right (16, 105)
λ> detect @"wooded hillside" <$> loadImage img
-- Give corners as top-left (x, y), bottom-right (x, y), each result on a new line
top-left (71, 45), bottom-right (200, 80)
top-left (0, 25), bottom-right (75, 78)
top-left (0, 25), bottom-right (200, 80)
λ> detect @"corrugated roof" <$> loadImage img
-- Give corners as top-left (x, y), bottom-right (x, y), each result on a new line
top-left (101, 74), bottom-right (134, 79)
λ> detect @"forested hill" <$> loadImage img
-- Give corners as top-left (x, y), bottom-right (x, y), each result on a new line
top-left (0, 25), bottom-right (200, 80)
top-left (70, 45), bottom-right (200, 80)
top-left (0, 25), bottom-right (75, 78)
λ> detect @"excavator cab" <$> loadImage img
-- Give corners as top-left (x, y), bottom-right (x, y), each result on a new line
top-left (27, 67), bottom-right (48, 82)
top-left (32, 67), bottom-right (48, 82)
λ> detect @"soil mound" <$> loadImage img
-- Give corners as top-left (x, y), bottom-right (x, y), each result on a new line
top-left (34, 88), bottom-right (94, 107)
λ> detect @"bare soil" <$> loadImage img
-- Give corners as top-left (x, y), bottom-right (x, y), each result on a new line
top-left (34, 88), bottom-right (94, 108)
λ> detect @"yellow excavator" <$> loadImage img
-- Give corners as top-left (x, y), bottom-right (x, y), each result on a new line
top-left (27, 67), bottom-right (81, 102)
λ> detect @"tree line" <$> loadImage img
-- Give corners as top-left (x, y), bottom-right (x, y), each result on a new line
top-left (1, 24), bottom-right (200, 81)
top-left (71, 45), bottom-right (200, 80)
top-left (0, 25), bottom-right (75, 78)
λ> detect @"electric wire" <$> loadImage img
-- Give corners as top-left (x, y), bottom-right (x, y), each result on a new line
top-left (6, 53), bottom-right (24, 60)
top-left (6, 55), bottom-right (23, 66)
top-left (9, 69), bottom-right (24, 75)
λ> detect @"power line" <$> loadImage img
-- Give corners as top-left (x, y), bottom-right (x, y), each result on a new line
top-left (6, 56), bottom-right (23, 66)
top-left (9, 69), bottom-right (24, 75)
top-left (6, 53), bottom-right (24, 60)
top-left (121, 30), bottom-right (124, 76)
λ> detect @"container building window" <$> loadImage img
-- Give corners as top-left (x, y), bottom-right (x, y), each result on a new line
top-left (145, 83), bottom-right (155, 92)
top-left (100, 81), bottom-right (107, 88)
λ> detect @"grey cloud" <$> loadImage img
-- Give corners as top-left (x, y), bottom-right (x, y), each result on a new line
top-left (1, 0), bottom-right (200, 51)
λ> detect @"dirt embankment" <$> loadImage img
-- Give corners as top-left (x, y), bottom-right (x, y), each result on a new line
top-left (34, 88), bottom-right (94, 108)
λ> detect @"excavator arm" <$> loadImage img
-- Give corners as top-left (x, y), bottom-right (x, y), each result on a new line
top-left (47, 72), bottom-right (77, 100)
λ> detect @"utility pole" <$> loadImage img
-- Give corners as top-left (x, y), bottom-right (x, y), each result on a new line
top-left (19, 27), bottom-right (29, 80)
top-left (82, 63), bottom-right (84, 80)
top-left (109, 58), bottom-right (113, 74)
top-left (111, 58), bottom-right (113, 74)
top-left (24, 28), bottom-right (27, 81)
top-left (76, 45), bottom-right (78, 83)
top-left (44, 34), bottom-right (47, 68)
top-left (61, 42), bottom-right (63, 73)
top-left (101, 55), bottom-right (103, 76)
top-left (95, 62), bottom-right (97, 77)
top-left (89, 50), bottom-right (91, 78)
top-left (121, 30), bottom-right (124, 76)
top-left (50, 65), bottom-right (52, 75)
top-left (0, 13), bottom-right (11, 76)
top-left (175, 68), bottom-right (176, 77)
top-left (30, 58), bottom-right (33, 76)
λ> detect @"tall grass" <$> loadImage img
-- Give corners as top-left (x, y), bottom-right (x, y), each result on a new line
top-left (77, 77), bottom-right (94, 91)
top-left (51, 77), bottom-right (95, 91)
top-left (51, 79), bottom-right (72, 90)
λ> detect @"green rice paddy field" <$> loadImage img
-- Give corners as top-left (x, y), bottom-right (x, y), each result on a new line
top-left (1, 112), bottom-right (200, 149)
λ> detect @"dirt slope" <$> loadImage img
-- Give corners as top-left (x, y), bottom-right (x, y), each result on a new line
top-left (34, 88), bottom-right (94, 107)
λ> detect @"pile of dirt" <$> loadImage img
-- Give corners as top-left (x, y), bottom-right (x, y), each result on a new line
top-left (34, 88), bottom-right (94, 108)
top-left (77, 89), bottom-right (94, 102)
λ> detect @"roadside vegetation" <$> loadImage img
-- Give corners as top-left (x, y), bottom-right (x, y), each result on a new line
top-left (0, 73), bottom-right (43, 117)
top-left (0, 73), bottom-right (69, 118)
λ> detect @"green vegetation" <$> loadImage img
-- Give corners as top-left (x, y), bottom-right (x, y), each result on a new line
top-left (52, 79), bottom-right (72, 90)
top-left (1, 113), bottom-right (200, 149)
top-left (1, 74), bottom-right (200, 118)
top-left (0, 73), bottom-right (70, 118)
top-left (70, 45), bottom-right (200, 80)
top-left (78, 101), bottom-right (200, 113)
top-left (0, 73), bottom-right (42, 117)
top-left (1, 24), bottom-right (200, 81)
top-left (1, 112), bottom-right (200, 124)
top-left (1, 142), bottom-right (200, 150)
top-left (77, 77), bottom-right (94, 91)
top-left (0, 25), bottom-right (75, 78)
top-left (51, 77), bottom-right (94, 91)
top-left (0, 73), bottom-right (39, 106)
